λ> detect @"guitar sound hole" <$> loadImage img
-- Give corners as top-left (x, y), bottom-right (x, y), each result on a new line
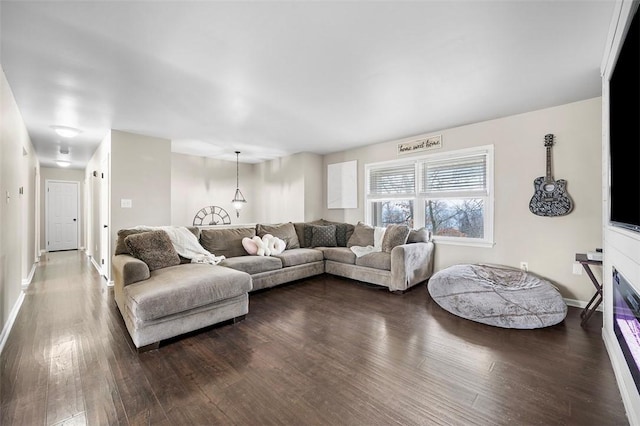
top-left (543, 183), bottom-right (556, 192)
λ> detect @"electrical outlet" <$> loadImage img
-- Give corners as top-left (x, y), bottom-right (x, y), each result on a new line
top-left (573, 263), bottom-right (583, 275)
top-left (520, 262), bottom-right (528, 272)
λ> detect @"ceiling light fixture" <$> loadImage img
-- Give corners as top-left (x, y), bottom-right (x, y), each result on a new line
top-left (51, 125), bottom-right (81, 138)
top-left (56, 160), bottom-right (71, 168)
top-left (231, 151), bottom-right (247, 218)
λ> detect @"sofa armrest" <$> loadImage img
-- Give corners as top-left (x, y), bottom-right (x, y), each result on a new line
top-left (112, 254), bottom-right (150, 313)
top-left (112, 254), bottom-right (150, 287)
top-left (390, 241), bottom-right (435, 292)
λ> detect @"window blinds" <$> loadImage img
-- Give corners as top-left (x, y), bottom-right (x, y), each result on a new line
top-left (368, 163), bottom-right (416, 195)
top-left (421, 154), bottom-right (487, 194)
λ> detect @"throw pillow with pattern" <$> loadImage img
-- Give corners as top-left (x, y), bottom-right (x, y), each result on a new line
top-left (311, 225), bottom-right (337, 247)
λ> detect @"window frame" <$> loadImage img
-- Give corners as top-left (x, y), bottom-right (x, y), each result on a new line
top-left (365, 145), bottom-right (494, 248)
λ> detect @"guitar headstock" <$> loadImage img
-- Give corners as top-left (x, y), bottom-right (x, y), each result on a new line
top-left (544, 133), bottom-right (554, 147)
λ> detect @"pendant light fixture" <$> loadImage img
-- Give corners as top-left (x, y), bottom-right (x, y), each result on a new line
top-left (231, 151), bottom-right (246, 217)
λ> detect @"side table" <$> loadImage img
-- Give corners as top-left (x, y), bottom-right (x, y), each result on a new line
top-left (575, 253), bottom-right (603, 326)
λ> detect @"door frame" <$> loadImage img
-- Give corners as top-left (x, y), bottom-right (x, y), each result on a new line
top-left (45, 179), bottom-right (80, 252)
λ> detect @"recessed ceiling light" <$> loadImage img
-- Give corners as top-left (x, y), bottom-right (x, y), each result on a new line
top-left (56, 160), bottom-right (71, 167)
top-left (51, 125), bottom-right (81, 138)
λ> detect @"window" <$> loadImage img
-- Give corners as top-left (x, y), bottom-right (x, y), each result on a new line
top-left (365, 145), bottom-right (494, 247)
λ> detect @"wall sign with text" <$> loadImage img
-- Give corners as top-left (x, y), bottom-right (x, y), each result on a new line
top-left (397, 135), bottom-right (442, 155)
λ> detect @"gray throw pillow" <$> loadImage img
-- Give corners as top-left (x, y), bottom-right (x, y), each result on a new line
top-left (408, 227), bottom-right (431, 243)
top-left (124, 230), bottom-right (180, 271)
top-left (318, 220), bottom-right (353, 247)
top-left (381, 224), bottom-right (411, 252)
top-left (311, 225), bottom-right (337, 247)
top-left (347, 222), bottom-right (374, 247)
top-left (256, 223), bottom-right (300, 249)
top-left (115, 229), bottom-right (149, 255)
top-left (200, 227), bottom-right (256, 258)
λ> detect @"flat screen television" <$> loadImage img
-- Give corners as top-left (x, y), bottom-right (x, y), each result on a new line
top-left (609, 5), bottom-right (640, 234)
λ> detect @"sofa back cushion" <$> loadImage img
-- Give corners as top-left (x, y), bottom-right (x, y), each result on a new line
top-left (347, 222), bottom-right (374, 247)
top-left (200, 227), bottom-right (256, 258)
top-left (256, 223), bottom-right (300, 249)
top-left (124, 230), bottom-right (180, 271)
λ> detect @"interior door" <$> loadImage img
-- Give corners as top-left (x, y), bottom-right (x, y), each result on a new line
top-left (100, 155), bottom-right (110, 281)
top-left (47, 181), bottom-right (79, 251)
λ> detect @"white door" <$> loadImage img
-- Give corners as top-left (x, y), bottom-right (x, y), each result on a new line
top-left (47, 181), bottom-right (79, 251)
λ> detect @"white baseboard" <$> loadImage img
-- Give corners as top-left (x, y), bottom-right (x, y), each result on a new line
top-left (21, 263), bottom-right (37, 290)
top-left (564, 298), bottom-right (603, 312)
top-left (0, 291), bottom-right (25, 355)
top-left (90, 256), bottom-right (102, 275)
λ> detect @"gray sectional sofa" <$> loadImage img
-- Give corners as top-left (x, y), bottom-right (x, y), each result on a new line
top-left (112, 220), bottom-right (435, 350)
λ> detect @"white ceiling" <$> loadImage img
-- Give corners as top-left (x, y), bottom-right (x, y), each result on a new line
top-left (1, 1), bottom-right (615, 168)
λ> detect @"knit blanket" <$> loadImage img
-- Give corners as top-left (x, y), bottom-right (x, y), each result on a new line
top-left (130, 225), bottom-right (225, 265)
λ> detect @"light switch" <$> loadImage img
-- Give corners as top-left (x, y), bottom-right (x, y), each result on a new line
top-left (121, 199), bottom-right (132, 208)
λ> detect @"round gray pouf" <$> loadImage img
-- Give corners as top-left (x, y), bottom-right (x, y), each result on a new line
top-left (428, 263), bottom-right (567, 329)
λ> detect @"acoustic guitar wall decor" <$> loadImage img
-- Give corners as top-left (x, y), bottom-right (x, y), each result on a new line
top-left (529, 133), bottom-right (573, 217)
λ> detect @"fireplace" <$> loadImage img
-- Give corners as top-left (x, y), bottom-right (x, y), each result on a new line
top-left (613, 267), bottom-right (640, 393)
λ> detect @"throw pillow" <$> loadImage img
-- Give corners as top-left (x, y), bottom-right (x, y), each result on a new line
top-left (381, 224), bottom-right (411, 253)
top-left (310, 225), bottom-right (337, 248)
top-left (115, 228), bottom-right (150, 255)
top-left (200, 227), bottom-right (256, 258)
top-left (124, 230), bottom-right (180, 271)
top-left (318, 220), bottom-right (353, 247)
top-left (347, 221), bottom-right (374, 248)
top-left (300, 219), bottom-right (326, 247)
top-left (408, 227), bottom-right (431, 243)
top-left (256, 223), bottom-right (300, 249)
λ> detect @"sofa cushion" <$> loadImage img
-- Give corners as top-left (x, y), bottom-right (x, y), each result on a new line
top-left (200, 227), bottom-right (256, 258)
top-left (408, 227), bottom-right (431, 243)
top-left (219, 256), bottom-right (283, 275)
top-left (273, 248), bottom-right (324, 267)
top-left (310, 224), bottom-right (337, 248)
top-left (124, 230), bottom-right (181, 271)
top-left (321, 247), bottom-right (356, 265)
top-left (355, 252), bottom-right (391, 271)
top-left (347, 222), bottom-right (374, 247)
top-left (381, 224), bottom-right (411, 253)
top-left (124, 263), bottom-right (251, 322)
top-left (257, 223), bottom-right (300, 249)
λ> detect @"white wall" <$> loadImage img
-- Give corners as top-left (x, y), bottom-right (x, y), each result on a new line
top-left (252, 152), bottom-right (324, 224)
top-left (601, 2), bottom-right (640, 424)
top-left (0, 66), bottom-right (39, 344)
top-left (170, 151), bottom-right (324, 226)
top-left (323, 98), bottom-right (603, 303)
top-left (171, 153), bottom-right (256, 226)
top-left (110, 130), bottom-right (172, 251)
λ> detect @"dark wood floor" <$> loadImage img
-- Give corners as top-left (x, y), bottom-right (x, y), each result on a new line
top-left (0, 251), bottom-right (629, 425)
